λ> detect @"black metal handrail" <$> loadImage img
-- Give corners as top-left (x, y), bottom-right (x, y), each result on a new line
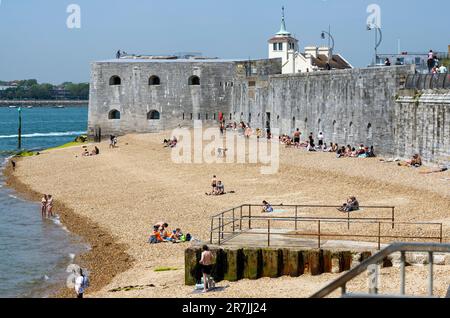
top-left (210, 211), bottom-right (443, 250)
top-left (310, 243), bottom-right (450, 298)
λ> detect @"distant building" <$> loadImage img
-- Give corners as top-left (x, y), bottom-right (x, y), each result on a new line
top-left (52, 86), bottom-right (71, 99)
top-left (268, 7), bottom-right (352, 74)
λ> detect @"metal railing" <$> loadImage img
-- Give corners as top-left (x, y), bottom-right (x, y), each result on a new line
top-left (404, 73), bottom-right (450, 90)
top-left (209, 204), bottom-right (443, 249)
top-left (310, 243), bottom-right (450, 298)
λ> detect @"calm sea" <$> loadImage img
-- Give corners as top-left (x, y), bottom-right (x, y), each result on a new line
top-left (0, 105), bottom-right (89, 298)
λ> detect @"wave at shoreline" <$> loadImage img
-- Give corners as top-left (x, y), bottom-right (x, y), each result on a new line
top-left (0, 131), bottom-right (86, 139)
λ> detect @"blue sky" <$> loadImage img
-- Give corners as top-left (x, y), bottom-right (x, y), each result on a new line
top-left (0, 0), bottom-right (448, 84)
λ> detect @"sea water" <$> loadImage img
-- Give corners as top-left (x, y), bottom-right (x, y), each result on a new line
top-left (0, 106), bottom-right (89, 298)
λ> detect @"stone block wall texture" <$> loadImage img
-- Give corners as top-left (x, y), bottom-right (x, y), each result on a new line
top-left (88, 58), bottom-right (281, 137)
top-left (184, 246), bottom-right (371, 286)
top-left (89, 59), bottom-right (449, 163)
top-left (395, 90), bottom-right (450, 164)
top-left (232, 65), bottom-right (415, 158)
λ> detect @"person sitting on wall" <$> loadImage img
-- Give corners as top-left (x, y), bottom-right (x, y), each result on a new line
top-left (337, 197), bottom-right (360, 213)
top-left (261, 200), bottom-right (274, 213)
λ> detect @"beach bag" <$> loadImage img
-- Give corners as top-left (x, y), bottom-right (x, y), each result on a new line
top-left (180, 235), bottom-right (186, 242)
top-left (185, 234), bottom-right (192, 241)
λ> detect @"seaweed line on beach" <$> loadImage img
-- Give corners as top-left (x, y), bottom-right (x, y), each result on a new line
top-left (3, 158), bottom-right (134, 298)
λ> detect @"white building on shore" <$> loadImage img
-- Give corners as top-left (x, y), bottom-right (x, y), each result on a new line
top-left (268, 7), bottom-right (353, 74)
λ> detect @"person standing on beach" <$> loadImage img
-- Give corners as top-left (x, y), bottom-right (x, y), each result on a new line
top-left (74, 269), bottom-right (89, 298)
top-left (46, 195), bottom-right (54, 218)
top-left (41, 194), bottom-right (48, 218)
top-left (199, 245), bottom-right (214, 293)
top-left (11, 160), bottom-right (16, 171)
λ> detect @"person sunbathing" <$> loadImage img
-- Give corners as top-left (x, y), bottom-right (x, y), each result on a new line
top-left (261, 200), bottom-right (274, 213)
top-left (90, 146), bottom-right (100, 156)
top-left (399, 154), bottom-right (422, 167)
top-left (338, 197), bottom-right (360, 212)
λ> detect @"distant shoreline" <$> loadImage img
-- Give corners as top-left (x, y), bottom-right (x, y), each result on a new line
top-left (0, 100), bottom-right (88, 106)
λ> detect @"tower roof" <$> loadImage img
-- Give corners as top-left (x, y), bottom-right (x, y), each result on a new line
top-left (276, 6), bottom-right (291, 36)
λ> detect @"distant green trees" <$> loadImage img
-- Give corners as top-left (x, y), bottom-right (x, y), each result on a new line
top-left (0, 80), bottom-right (89, 100)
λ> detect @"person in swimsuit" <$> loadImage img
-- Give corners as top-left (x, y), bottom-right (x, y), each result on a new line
top-left (41, 194), bottom-right (48, 218)
top-left (199, 245), bottom-right (214, 293)
top-left (293, 129), bottom-right (301, 145)
top-left (211, 175), bottom-right (217, 194)
top-left (46, 195), bottom-right (54, 217)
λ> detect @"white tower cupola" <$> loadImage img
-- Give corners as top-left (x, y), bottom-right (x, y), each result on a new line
top-left (268, 6), bottom-right (299, 74)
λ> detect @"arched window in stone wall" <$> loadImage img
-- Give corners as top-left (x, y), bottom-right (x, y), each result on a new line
top-left (367, 123), bottom-right (373, 139)
top-left (147, 110), bottom-right (160, 120)
top-left (108, 109), bottom-right (121, 120)
top-left (188, 75), bottom-right (200, 86)
top-left (205, 114), bottom-right (209, 120)
top-left (149, 75), bottom-right (160, 86)
top-left (292, 117), bottom-right (296, 130)
top-left (304, 118), bottom-right (308, 130)
top-left (182, 113), bottom-right (185, 120)
top-left (109, 76), bottom-right (121, 86)
top-left (198, 113), bottom-right (201, 120)
top-left (318, 118), bottom-right (322, 132)
top-left (349, 122), bottom-right (354, 136)
top-left (229, 113), bottom-right (232, 120)
top-left (332, 120), bottom-right (337, 135)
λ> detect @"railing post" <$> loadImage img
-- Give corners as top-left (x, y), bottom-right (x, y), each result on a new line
top-left (221, 213), bottom-right (224, 239)
top-left (428, 252), bottom-right (434, 297)
top-left (347, 211), bottom-right (350, 230)
top-left (210, 218), bottom-right (214, 244)
top-left (232, 208), bottom-right (235, 234)
top-left (400, 251), bottom-right (406, 295)
top-left (391, 207), bottom-right (395, 229)
top-left (318, 220), bottom-right (321, 248)
top-left (341, 284), bottom-right (346, 296)
top-left (368, 264), bottom-right (379, 295)
top-left (295, 206), bottom-right (298, 231)
top-left (249, 205), bottom-right (252, 230)
top-left (218, 217), bottom-right (222, 245)
top-left (378, 222), bottom-right (381, 250)
top-left (267, 219), bottom-right (271, 247)
top-left (240, 206), bottom-right (243, 231)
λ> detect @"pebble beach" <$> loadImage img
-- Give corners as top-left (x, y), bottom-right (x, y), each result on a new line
top-left (4, 131), bottom-right (450, 298)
